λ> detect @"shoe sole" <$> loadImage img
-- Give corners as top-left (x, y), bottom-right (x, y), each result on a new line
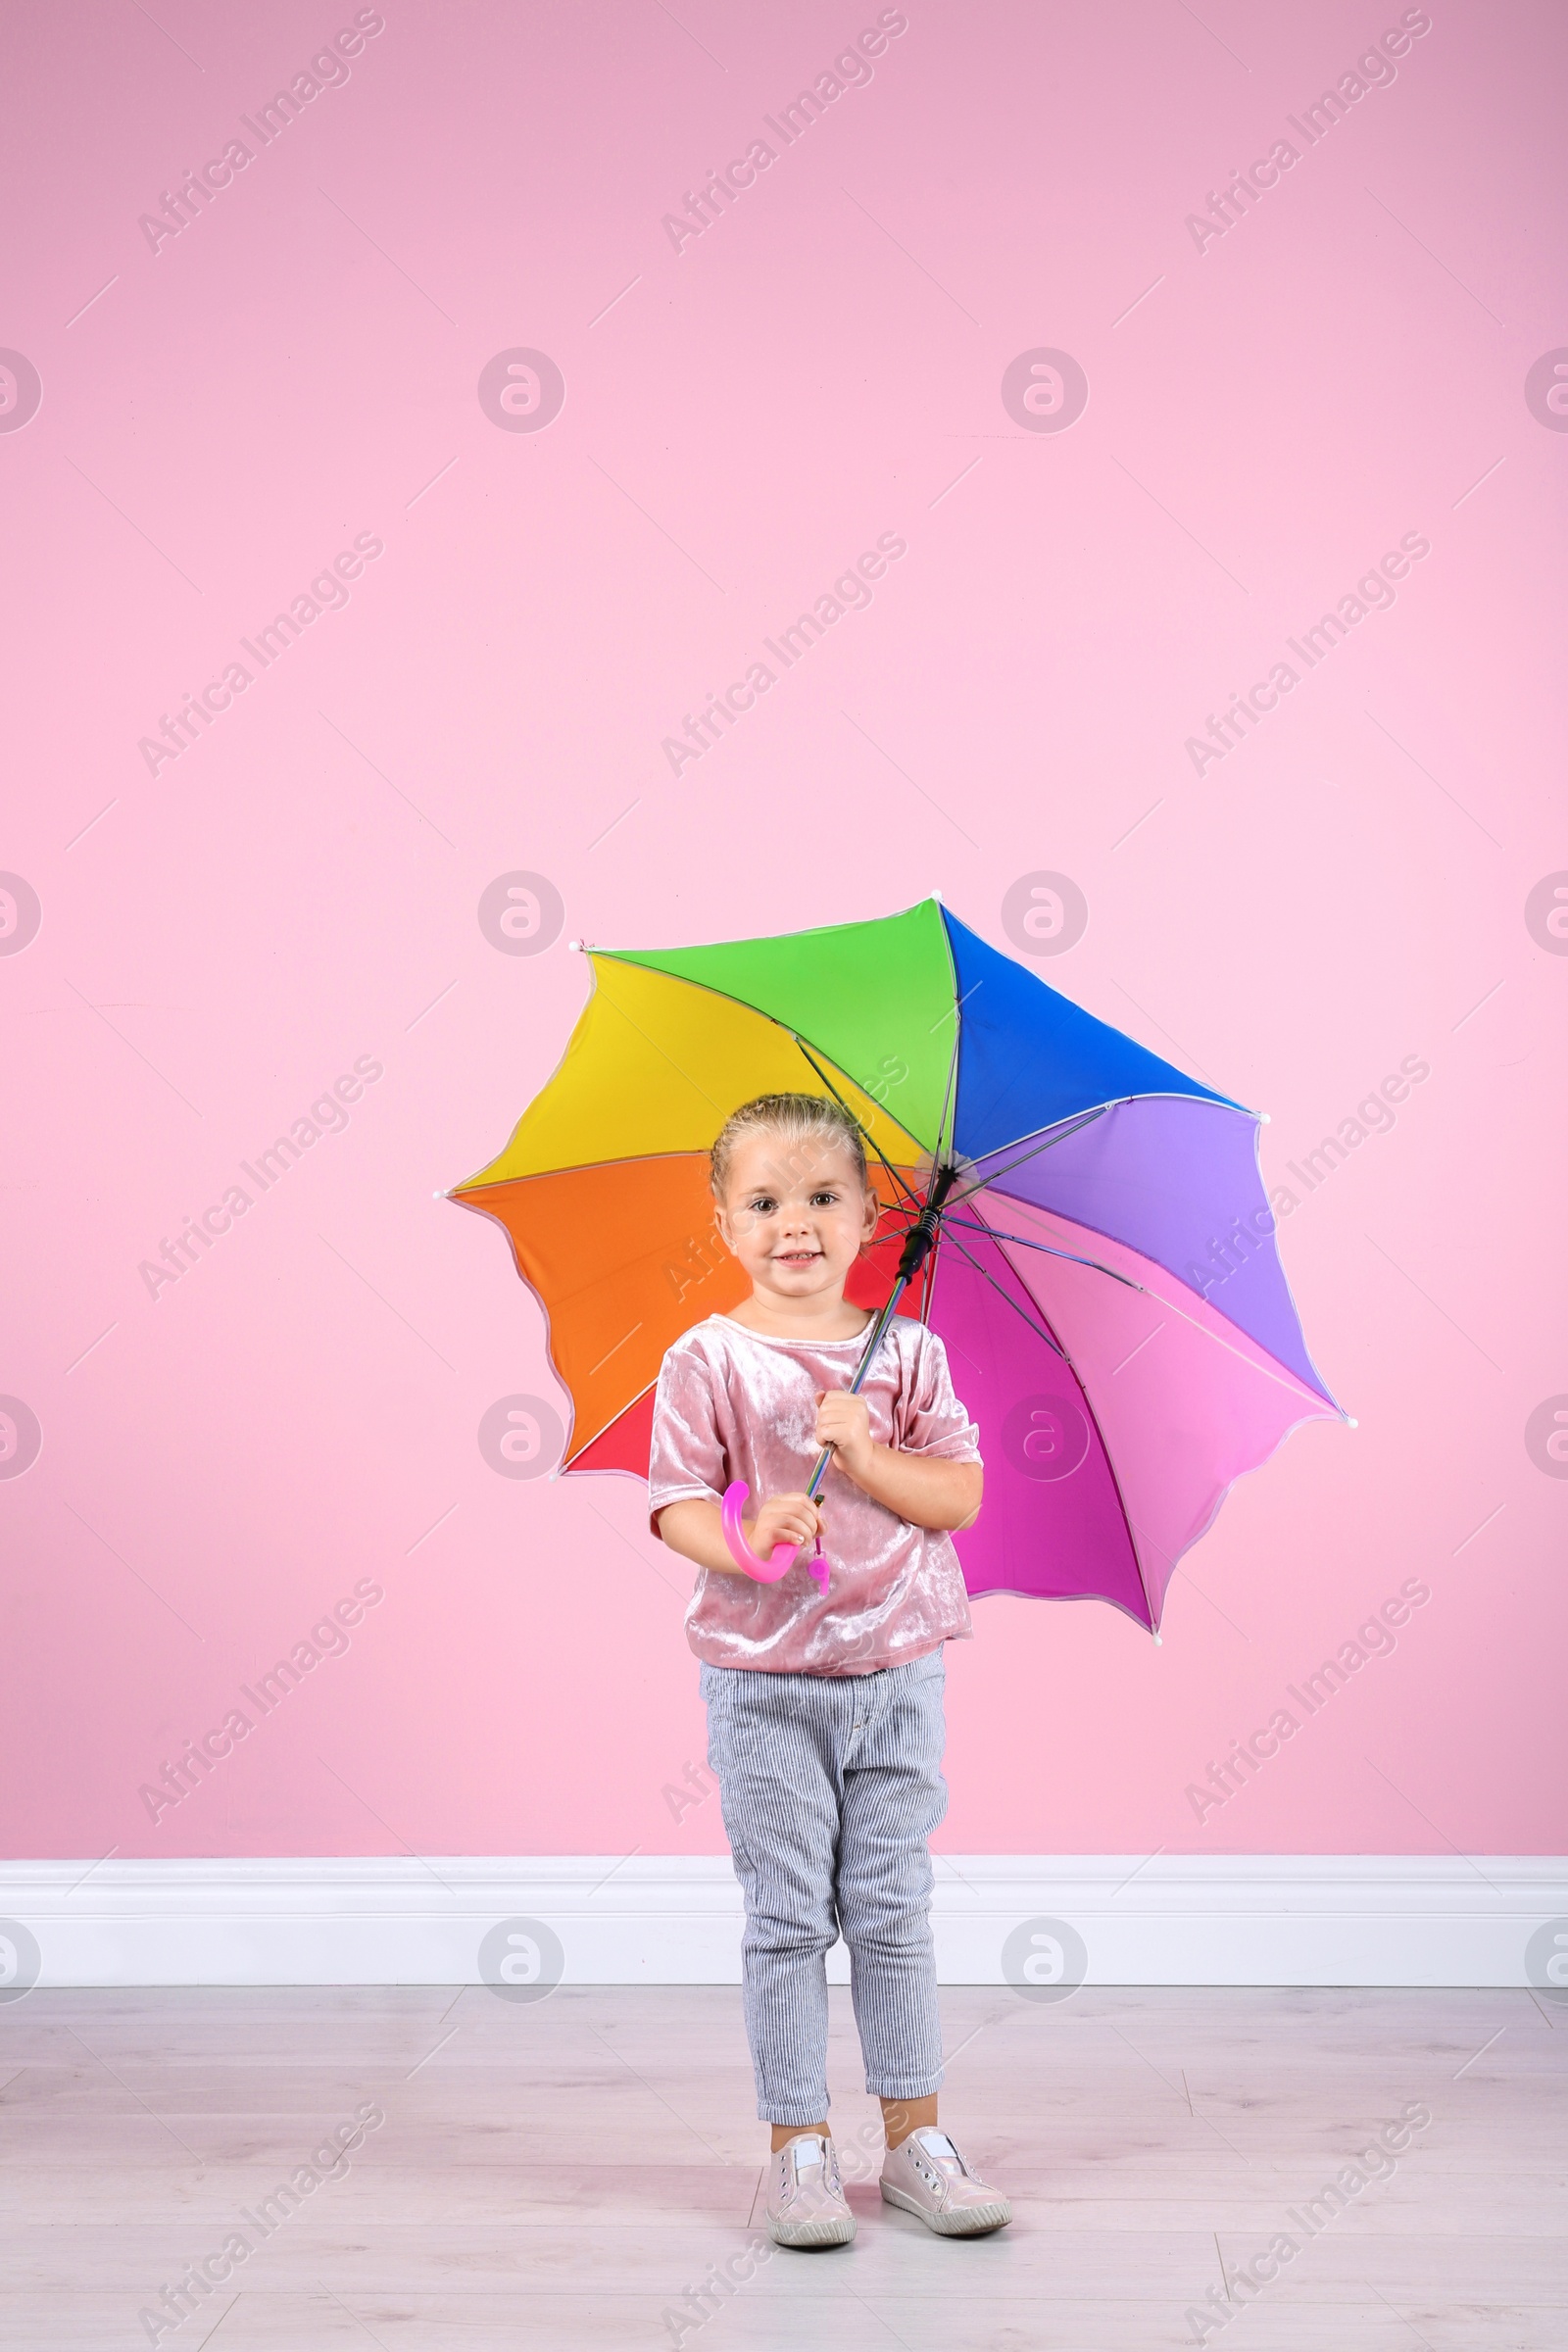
top-left (767, 2210), bottom-right (857, 2248)
top-left (880, 2181), bottom-right (1012, 2235)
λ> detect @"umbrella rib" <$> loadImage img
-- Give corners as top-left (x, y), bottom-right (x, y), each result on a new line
top-left (935, 1226), bottom-right (1067, 1360)
top-left (926, 912), bottom-right (963, 1185)
top-left (962, 1195), bottom-right (1336, 1412)
top-left (876, 1196), bottom-right (1141, 1290)
top-left (939, 1210), bottom-right (1146, 1290)
top-left (949, 1085), bottom-right (1261, 1219)
top-left (929, 962), bottom-right (963, 1173)
top-left (1142, 1286), bottom-right (1337, 1411)
top-left (972, 1211), bottom-right (1161, 1634)
top-left (563, 1387), bottom-right (656, 1473)
top-left (967, 1199), bottom-right (1337, 1412)
top-left (942, 1103), bottom-right (1115, 1211)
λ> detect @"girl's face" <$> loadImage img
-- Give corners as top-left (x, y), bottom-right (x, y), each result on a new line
top-left (713, 1128), bottom-right (879, 1304)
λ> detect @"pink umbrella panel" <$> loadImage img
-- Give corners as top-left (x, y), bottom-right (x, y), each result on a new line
top-left (911, 1133), bottom-right (1340, 1632)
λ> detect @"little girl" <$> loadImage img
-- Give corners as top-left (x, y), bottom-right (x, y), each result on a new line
top-left (649, 1091), bottom-right (1012, 2248)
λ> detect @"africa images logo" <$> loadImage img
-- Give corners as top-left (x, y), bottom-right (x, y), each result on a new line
top-left (1004, 1393), bottom-right (1091, 1481)
top-left (476, 350), bottom-right (565, 433)
top-left (0, 351), bottom-right (42, 433)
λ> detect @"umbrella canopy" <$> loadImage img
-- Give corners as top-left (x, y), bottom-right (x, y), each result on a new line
top-left (451, 897), bottom-right (1344, 1631)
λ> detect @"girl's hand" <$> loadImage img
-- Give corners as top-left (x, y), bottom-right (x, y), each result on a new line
top-left (749, 1490), bottom-right (825, 1558)
top-left (813, 1389), bottom-right (877, 1482)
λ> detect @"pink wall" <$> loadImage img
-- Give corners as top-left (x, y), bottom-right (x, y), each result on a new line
top-left (2, 0), bottom-right (1563, 1861)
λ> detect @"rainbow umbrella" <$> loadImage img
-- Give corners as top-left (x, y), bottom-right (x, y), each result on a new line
top-left (450, 897), bottom-right (1344, 1633)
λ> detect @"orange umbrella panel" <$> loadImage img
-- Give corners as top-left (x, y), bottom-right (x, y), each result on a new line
top-left (452, 1156), bottom-right (924, 1470)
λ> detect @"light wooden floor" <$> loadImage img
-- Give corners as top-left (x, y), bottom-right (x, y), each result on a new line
top-left (0, 1983), bottom-right (1562, 2349)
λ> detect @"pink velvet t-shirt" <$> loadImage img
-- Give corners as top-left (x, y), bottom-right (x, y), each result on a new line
top-left (648, 1309), bottom-right (982, 1677)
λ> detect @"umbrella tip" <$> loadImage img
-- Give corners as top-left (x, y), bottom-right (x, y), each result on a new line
top-left (1258, 1111), bottom-right (1271, 1124)
top-left (1347, 1415), bottom-right (1358, 1428)
top-left (1152, 1631), bottom-right (1163, 1645)
top-left (567, 939), bottom-right (583, 951)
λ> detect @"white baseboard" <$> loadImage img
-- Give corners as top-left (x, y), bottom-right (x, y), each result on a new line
top-left (2, 1856), bottom-right (1562, 1990)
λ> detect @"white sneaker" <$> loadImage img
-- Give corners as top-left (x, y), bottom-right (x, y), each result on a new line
top-left (764, 2132), bottom-right (856, 2247)
top-left (879, 2126), bottom-right (1012, 2235)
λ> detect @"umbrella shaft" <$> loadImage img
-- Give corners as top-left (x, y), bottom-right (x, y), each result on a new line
top-left (803, 1159), bottom-right (958, 1503)
top-left (803, 1281), bottom-right (905, 1502)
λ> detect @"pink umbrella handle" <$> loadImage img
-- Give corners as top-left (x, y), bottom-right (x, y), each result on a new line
top-left (721, 1481), bottom-right (830, 1593)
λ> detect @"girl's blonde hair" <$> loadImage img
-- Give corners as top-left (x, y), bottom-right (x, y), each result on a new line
top-left (710, 1093), bottom-right (871, 1206)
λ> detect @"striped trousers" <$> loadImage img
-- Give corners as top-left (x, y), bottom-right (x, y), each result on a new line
top-left (699, 1645), bottom-right (949, 2126)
